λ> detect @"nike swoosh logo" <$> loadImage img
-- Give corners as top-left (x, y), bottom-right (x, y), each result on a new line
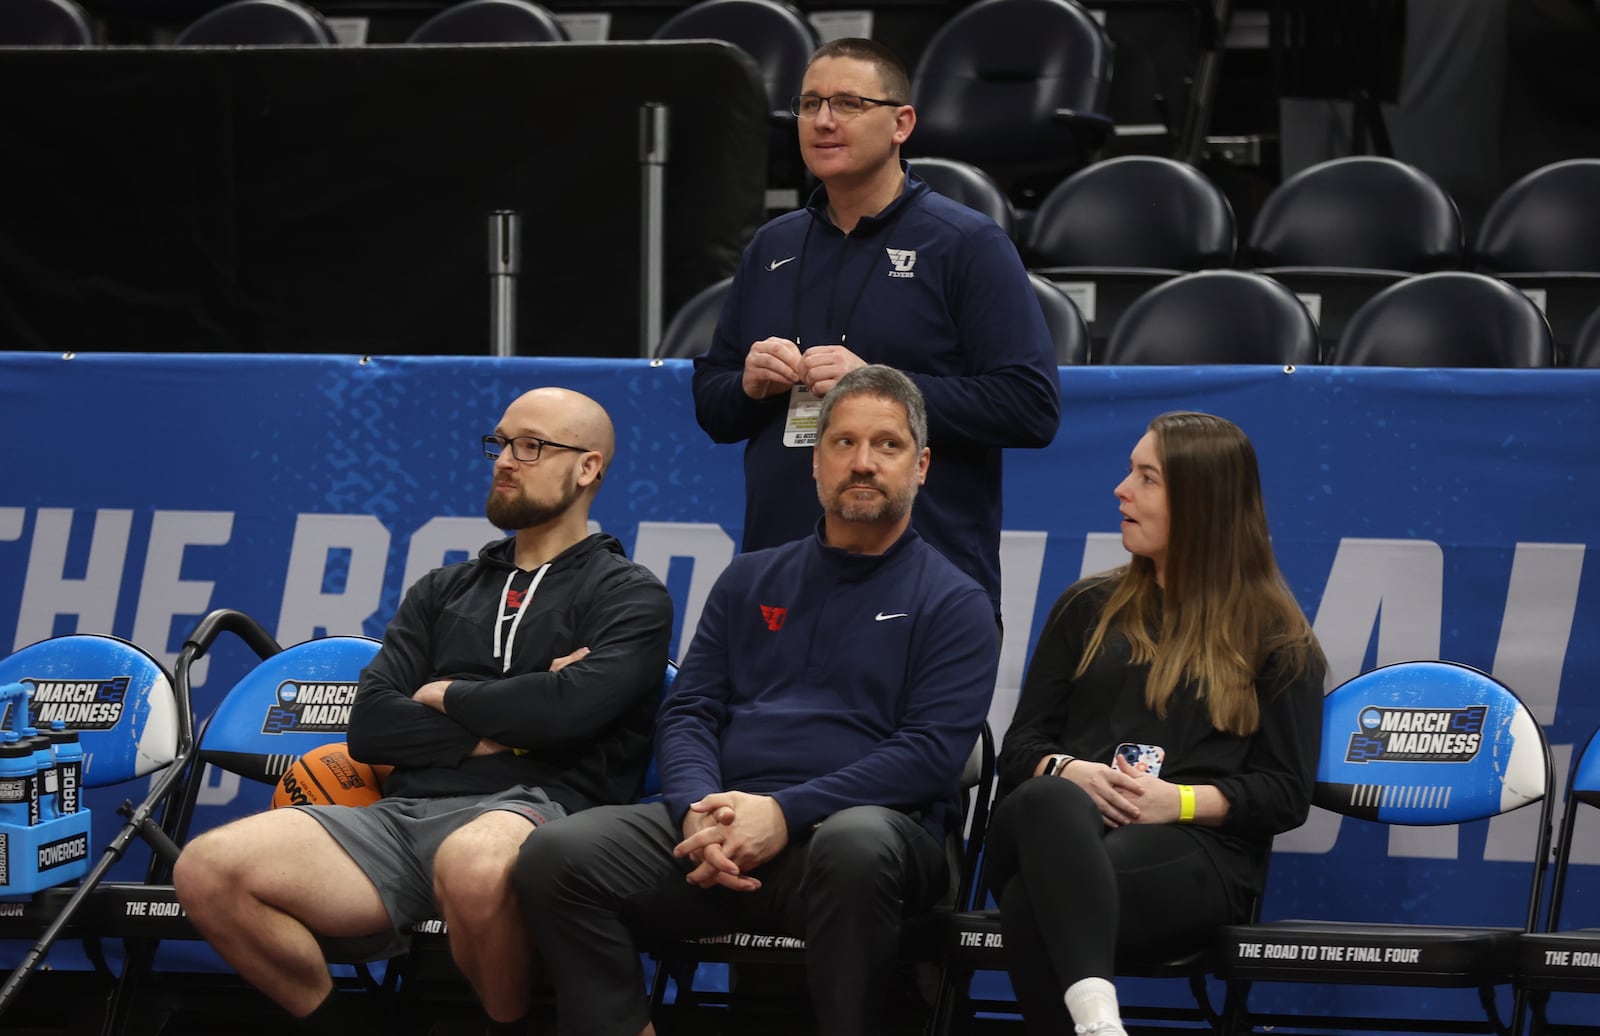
top-left (768, 257), bottom-right (797, 271)
top-left (875, 612), bottom-right (908, 622)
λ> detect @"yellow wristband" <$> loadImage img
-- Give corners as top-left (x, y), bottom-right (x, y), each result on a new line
top-left (1178, 784), bottom-right (1196, 823)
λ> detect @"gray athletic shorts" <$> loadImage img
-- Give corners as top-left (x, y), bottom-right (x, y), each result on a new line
top-left (297, 785), bottom-right (563, 957)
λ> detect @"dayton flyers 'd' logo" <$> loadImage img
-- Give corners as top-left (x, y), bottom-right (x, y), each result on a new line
top-left (1346, 706), bottom-right (1486, 763)
top-left (261, 680), bottom-right (359, 734)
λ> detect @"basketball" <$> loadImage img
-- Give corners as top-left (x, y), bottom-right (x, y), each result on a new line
top-left (271, 742), bottom-right (392, 809)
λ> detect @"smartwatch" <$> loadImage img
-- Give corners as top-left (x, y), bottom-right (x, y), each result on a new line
top-left (1044, 754), bottom-right (1075, 777)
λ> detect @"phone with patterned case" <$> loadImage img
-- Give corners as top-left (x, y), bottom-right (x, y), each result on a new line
top-left (1113, 742), bottom-right (1165, 777)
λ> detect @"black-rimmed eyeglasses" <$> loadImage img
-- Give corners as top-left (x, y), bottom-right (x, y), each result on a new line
top-left (790, 93), bottom-right (904, 119)
top-left (482, 434), bottom-right (590, 463)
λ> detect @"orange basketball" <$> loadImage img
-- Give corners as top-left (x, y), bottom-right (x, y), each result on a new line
top-left (271, 742), bottom-right (393, 809)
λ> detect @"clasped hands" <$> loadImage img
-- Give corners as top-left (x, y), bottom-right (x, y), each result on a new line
top-left (1057, 755), bottom-right (1186, 828)
top-left (674, 790), bottom-right (789, 892)
top-left (742, 338), bottom-right (866, 400)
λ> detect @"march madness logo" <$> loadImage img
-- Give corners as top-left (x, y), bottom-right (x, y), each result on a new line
top-left (2, 676), bottom-right (130, 731)
top-left (1345, 706), bottom-right (1486, 763)
top-left (261, 680), bottom-right (358, 735)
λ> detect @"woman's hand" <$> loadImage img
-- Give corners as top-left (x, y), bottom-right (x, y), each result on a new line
top-left (1058, 757), bottom-right (1147, 827)
top-left (1110, 754), bottom-right (1186, 825)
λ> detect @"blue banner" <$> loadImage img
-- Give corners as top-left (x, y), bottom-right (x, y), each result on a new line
top-left (2, 353), bottom-right (1598, 1023)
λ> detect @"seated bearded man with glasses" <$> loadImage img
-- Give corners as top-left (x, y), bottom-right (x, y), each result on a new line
top-left (174, 387), bottom-right (673, 1036)
top-left (690, 36), bottom-right (1059, 636)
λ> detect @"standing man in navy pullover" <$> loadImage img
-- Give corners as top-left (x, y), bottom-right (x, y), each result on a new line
top-left (691, 36), bottom-right (1060, 625)
top-left (515, 365), bottom-right (998, 1036)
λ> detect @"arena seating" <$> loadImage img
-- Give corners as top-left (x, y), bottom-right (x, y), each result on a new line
top-left (0, 0), bottom-right (95, 43)
top-left (1026, 155), bottom-right (1235, 356)
top-left (1475, 159), bottom-right (1600, 366)
top-left (1097, 269), bottom-right (1317, 366)
top-left (1331, 271), bottom-right (1554, 368)
top-left (173, 0), bottom-right (338, 43)
top-left (406, 0), bottom-right (567, 40)
top-left (1243, 155), bottom-right (1464, 362)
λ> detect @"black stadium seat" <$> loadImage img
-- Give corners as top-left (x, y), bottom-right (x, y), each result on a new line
top-left (1098, 269), bottom-right (1318, 366)
top-left (1475, 159), bottom-right (1600, 366)
top-left (909, 157), bottom-right (1016, 239)
top-left (407, 0), bottom-right (568, 41)
top-left (1567, 303), bottom-right (1600, 369)
top-left (1331, 272), bottom-right (1554, 368)
top-left (652, 0), bottom-right (818, 201)
top-left (0, 0), bottom-right (94, 44)
top-left (1028, 272), bottom-right (1087, 365)
top-left (1244, 156), bottom-right (1464, 362)
top-left (174, 0), bottom-right (339, 44)
top-left (908, 0), bottom-right (1114, 202)
top-left (1027, 155), bottom-right (1234, 355)
top-left (653, 276), bottom-right (731, 360)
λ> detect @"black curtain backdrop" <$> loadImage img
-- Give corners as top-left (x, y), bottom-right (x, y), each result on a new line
top-left (0, 41), bottom-right (768, 357)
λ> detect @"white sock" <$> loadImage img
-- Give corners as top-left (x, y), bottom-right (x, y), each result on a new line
top-left (1063, 976), bottom-right (1123, 1029)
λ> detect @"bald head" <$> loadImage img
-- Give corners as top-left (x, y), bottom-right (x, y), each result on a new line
top-left (502, 387), bottom-right (615, 480)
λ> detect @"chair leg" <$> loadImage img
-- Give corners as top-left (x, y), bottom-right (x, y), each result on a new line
top-left (648, 958), bottom-right (700, 1034)
top-left (648, 956), bottom-right (670, 1011)
top-left (924, 965), bottom-right (955, 1036)
top-left (100, 940), bottom-right (149, 1036)
top-left (1185, 971), bottom-right (1221, 1031)
top-left (1476, 982), bottom-right (1511, 1036)
top-left (929, 965), bottom-right (976, 1036)
top-left (1527, 989), bottom-right (1549, 1036)
top-left (1219, 979), bottom-right (1250, 1036)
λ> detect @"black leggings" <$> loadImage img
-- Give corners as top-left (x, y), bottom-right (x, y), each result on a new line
top-left (982, 776), bottom-right (1235, 1033)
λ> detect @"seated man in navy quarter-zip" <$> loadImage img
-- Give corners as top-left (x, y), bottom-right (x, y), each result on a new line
top-left (515, 365), bottom-right (999, 1036)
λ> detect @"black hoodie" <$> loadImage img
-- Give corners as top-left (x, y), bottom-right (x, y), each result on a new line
top-left (348, 532), bottom-right (673, 813)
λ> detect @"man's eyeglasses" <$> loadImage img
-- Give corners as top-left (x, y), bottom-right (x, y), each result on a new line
top-left (482, 434), bottom-right (590, 463)
top-left (790, 93), bottom-right (904, 120)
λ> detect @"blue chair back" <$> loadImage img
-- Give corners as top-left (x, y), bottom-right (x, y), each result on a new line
top-left (197, 635), bottom-right (381, 785)
top-left (0, 635), bottom-right (181, 788)
top-left (1315, 659), bottom-right (1550, 825)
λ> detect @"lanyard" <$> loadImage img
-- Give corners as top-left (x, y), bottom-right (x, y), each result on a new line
top-left (788, 191), bottom-right (917, 349)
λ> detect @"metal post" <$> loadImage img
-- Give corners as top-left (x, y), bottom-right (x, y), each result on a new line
top-left (639, 103), bottom-right (670, 358)
top-left (489, 209), bottom-right (520, 357)
top-left (1179, 0), bottom-right (1234, 165)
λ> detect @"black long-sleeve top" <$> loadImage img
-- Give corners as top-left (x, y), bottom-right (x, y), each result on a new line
top-left (348, 533), bottom-right (673, 814)
top-left (999, 576), bottom-right (1324, 916)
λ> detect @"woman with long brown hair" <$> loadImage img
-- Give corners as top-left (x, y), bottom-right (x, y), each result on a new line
top-left (985, 411), bottom-right (1326, 1035)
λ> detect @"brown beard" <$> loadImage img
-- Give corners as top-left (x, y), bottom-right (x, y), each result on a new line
top-left (485, 479), bottom-right (579, 530)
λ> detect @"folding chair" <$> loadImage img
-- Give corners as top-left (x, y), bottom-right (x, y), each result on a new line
top-left (1216, 660), bottom-right (1555, 1036)
top-left (1517, 722), bottom-right (1600, 1034)
top-left (0, 633), bottom-right (188, 1034)
top-left (99, 608), bottom-right (386, 1035)
top-left (646, 722), bottom-right (996, 1035)
top-left (929, 751), bottom-right (1233, 1033)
